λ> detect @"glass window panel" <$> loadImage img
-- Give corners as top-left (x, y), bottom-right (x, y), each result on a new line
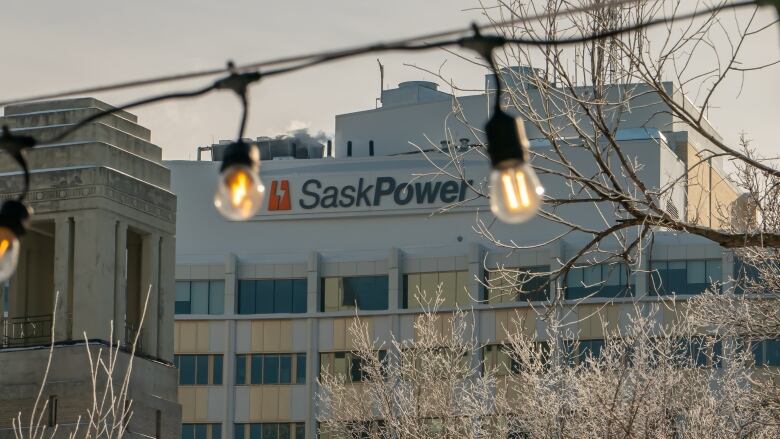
top-left (364, 276), bottom-right (388, 310)
top-left (256, 280), bottom-right (275, 314)
top-left (238, 280), bottom-right (255, 314)
top-left (765, 340), bottom-right (780, 366)
top-left (213, 355), bottom-right (223, 385)
top-left (522, 266), bottom-right (550, 302)
top-left (295, 423), bottom-right (305, 439)
top-left (687, 260), bottom-right (706, 284)
top-left (292, 279), bottom-right (307, 313)
top-left (706, 259), bottom-right (722, 282)
top-left (191, 281), bottom-right (209, 314)
top-left (235, 355), bottom-right (246, 385)
top-left (182, 424), bottom-right (194, 439)
top-left (322, 278), bottom-right (340, 312)
top-left (279, 355), bottom-right (292, 384)
top-left (249, 424), bottom-right (261, 439)
top-left (419, 273), bottom-right (438, 298)
top-left (209, 281), bottom-right (225, 315)
top-left (406, 273), bottom-right (421, 308)
top-left (195, 424), bottom-right (207, 439)
top-left (439, 272), bottom-right (457, 306)
top-left (180, 355), bottom-right (196, 385)
top-left (264, 355), bottom-right (280, 384)
top-left (196, 354), bottom-right (209, 385)
top-left (251, 354), bottom-right (263, 384)
top-left (456, 271), bottom-right (470, 304)
top-left (649, 261), bottom-right (667, 295)
top-left (263, 424), bottom-right (279, 439)
top-left (176, 282), bottom-right (191, 301)
top-left (342, 277), bottom-right (360, 309)
top-left (296, 353), bottom-right (306, 384)
top-left (604, 264), bottom-right (621, 286)
top-left (279, 423), bottom-right (290, 439)
top-left (275, 280), bottom-right (293, 313)
top-left (668, 261), bottom-right (687, 295)
top-left (334, 352), bottom-right (347, 378)
top-left (212, 424), bottom-right (222, 439)
top-left (565, 267), bottom-right (585, 299)
top-left (175, 300), bottom-right (191, 315)
top-left (350, 355), bottom-right (363, 382)
top-left (234, 424), bottom-right (245, 439)
top-left (319, 353), bottom-right (331, 376)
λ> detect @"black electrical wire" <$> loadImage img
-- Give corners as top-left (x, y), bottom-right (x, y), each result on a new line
top-left (0, 0), bottom-right (761, 107)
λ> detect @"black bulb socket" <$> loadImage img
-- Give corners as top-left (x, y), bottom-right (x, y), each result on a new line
top-left (219, 141), bottom-right (260, 173)
top-left (485, 107), bottom-right (530, 168)
top-left (0, 200), bottom-right (31, 237)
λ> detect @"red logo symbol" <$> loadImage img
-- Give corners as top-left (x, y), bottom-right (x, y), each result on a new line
top-left (268, 180), bottom-right (291, 211)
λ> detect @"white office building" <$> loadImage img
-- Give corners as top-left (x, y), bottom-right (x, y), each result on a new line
top-left (167, 71), bottom-right (766, 439)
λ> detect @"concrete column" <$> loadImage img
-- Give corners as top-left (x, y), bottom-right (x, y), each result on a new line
top-left (223, 254), bottom-right (238, 439)
top-left (388, 248), bottom-right (403, 353)
top-left (224, 254), bottom-right (238, 315)
top-left (72, 211), bottom-right (116, 342)
top-left (306, 251), bottom-right (320, 439)
top-left (140, 232), bottom-right (160, 357)
top-left (114, 221), bottom-right (128, 344)
top-left (468, 242), bottom-right (484, 370)
top-left (722, 250), bottom-right (735, 292)
top-left (53, 216), bottom-right (73, 341)
top-left (158, 234), bottom-right (175, 361)
top-left (467, 242), bottom-right (484, 304)
top-left (387, 248), bottom-right (402, 311)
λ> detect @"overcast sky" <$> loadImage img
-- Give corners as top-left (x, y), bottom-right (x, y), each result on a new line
top-left (0, 1), bottom-right (778, 160)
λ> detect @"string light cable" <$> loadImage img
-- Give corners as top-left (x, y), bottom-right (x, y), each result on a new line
top-left (0, 0), bottom-right (770, 278)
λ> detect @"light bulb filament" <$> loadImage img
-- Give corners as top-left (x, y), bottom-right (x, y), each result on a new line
top-left (501, 174), bottom-right (519, 209)
top-left (0, 239), bottom-right (9, 256)
top-left (516, 172), bottom-right (530, 207)
top-left (230, 172), bottom-right (249, 206)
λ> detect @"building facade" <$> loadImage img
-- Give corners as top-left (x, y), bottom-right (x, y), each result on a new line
top-left (168, 73), bottom-right (772, 439)
top-left (0, 98), bottom-right (180, 438)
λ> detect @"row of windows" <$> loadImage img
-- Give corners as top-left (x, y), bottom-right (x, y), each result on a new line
top-left (176, 281), bottom-right (226, 315)
top-left (182, 423), bottom-right (222, 439)
top-left (319, 351), bottom-right (387, 383)
top-left (175, 259), bottom-right (726, 315)
top-left (174, 354), bottom-right (223, 385)
top-left (321, 276), bottom-right (389, 312)
top-left (175, 339), bottom-right (780, 388)
top-left (235, 353), bottom-right (307, 385)
top-left (238, 279), bottom-right (307, 314)
top-left (234, 423), bottom-right (305, 439)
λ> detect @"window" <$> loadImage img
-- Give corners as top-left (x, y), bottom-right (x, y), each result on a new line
top-left (649, 259), bottom-right (721, 296)
top-left (564, 339), bottom-right (605, 365)
top-left (403, 270), bottom-right (469, 308)
top-left (234, 423), bottom-right (304, 439)
top-left (182, 423), bottom-right (222, 439)
top-left (321, 276), bottom-right (388, 312)
top-left (483, 342), bottom-right (549, 375)
top-left (734, 257), bottom-right (763, 294)
top-left (565, 263), bottom-right (634, 299)
top-left (671, 337), bottom-right (722, 368)
top-left (174, 354), bottom-right (223, 385)
top-left (486, 266), bottom-right (550, 304)
top-left (176, 280), bottom-right (225, 315)
top-left (234, 353), bottom-right (306, 385)
top-left (319, 351), bottom-right (387, 382)
top-left (751, 339), bottom-right (780, 367)
top-left (237, 279), bottom-right (307, 314)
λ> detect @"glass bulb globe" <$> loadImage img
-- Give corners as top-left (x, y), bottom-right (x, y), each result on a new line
top-left (214, 164), bottom-right (265, 220)
top-left (489, 160), bottom-right (544, 224)
top-left (0, 226), bottom-right (20, 282)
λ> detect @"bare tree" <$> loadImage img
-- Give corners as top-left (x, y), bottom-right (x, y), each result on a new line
top-left (317, 288), bottom-right (780, 438)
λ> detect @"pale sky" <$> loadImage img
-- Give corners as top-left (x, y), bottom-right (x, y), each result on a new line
top-left (1, 1), bottom-right (778, 160)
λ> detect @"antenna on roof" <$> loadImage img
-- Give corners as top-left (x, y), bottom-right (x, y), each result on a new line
top-left (376, 59), bottom-right (385, 108)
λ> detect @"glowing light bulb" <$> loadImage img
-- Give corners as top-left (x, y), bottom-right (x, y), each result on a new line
top-left (214, 164), bottom-right (265, 220)
top-left (489, 159), bottom-right (544, 224)
top-left (0, 226), bottom-right (20, 282)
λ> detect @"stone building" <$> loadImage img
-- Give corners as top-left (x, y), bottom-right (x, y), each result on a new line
top-left (0, 98), bottom-right (180, 438)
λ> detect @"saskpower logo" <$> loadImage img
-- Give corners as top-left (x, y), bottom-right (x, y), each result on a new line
top-left (266, 177), bottom-right (473, 211)
top-left (268, 180), bottom-right (292, 211)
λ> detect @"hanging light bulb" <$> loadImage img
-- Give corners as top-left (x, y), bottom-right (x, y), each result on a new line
top-left (485, 107), bottom-right (544, 223)
top-left (0, 200), bottom-right (30, 281)
top-left (214, 141), bottom-right (265, 220)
